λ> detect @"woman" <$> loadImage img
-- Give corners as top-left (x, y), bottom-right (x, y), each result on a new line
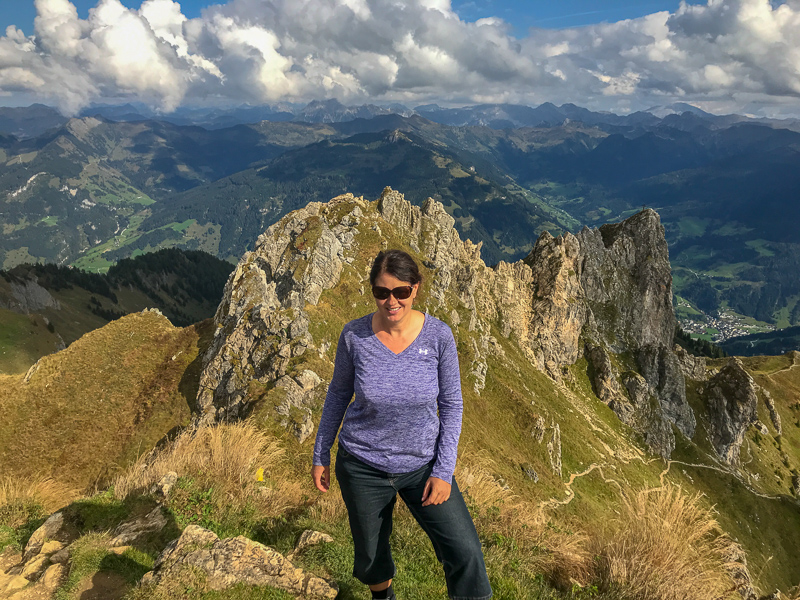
top-left (312, 249), bottom-right (492, 600)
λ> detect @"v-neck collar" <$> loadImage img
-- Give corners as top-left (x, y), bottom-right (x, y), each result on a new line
top-left (370, 312), bottom-right (428, 357)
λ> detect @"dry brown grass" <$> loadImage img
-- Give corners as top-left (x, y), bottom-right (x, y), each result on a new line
top-left (0, 313), bottom-right (201, 492)
top-left (0, 475), bottom-right (78, 513)
top-left (457, 454), bottom-right (593, 588)
top-left (0, 475), bottom-right (78, 528)
top-left (113, 421), bottom-right (303, 518)
top-left (597, 485), bottom-right (739, 600)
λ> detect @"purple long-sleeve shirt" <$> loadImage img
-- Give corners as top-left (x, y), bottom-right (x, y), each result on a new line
top-left (312, 313), bottom-right (463, 482)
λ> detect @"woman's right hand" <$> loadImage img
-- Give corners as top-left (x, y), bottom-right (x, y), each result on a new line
top-left (312, 465), bottom-right (330, 492)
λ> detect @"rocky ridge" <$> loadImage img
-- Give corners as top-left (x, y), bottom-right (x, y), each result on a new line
top-left (197, 187), bottom-right (711, 460)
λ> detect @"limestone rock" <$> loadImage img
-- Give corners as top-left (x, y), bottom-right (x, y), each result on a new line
top-left (22, 511), bottom-right (77, 563)
top-left (531, 415), bottom-right (546, 443)
top-left (547, 423), bottom-right (562, 478)
top-left (761, 389), bottom-right (782, 435)
top-left (21, 554), bottom-right (49, 581)
top-left (195, 196), bottom-right (358, 426)
top-left (585, 345), bottom-right (637, 426)
top-left (274, 373), bottom-right (322, 443)
top-left (39, 541), bottom-right (63, 555)
top-left (673, 344), bottom-right (707, 381)
top-left (636, 346), bottom-right (695, 439)
top-left (143, 525), bottom-right (337, 599)
top-left (622, 371), bottom-right (675, 458)
top-left (722, 541), bottom-right (757, 600)
top-left (110, 506), bottom-right (168, 546)
top-left (3, 274), bottom-right (61, 313)
top-left (521, 464), bottom-right (539, 482)
top-left (704, 358), bottom-right (758, 464)
top-left (48, 547), bottom-right (70, 564)
top-left (286, 530), bottom-right (334, 562)
top-left (150, 471), bottom-right (178, 500)
top-left (523, 231), bottom-right (587, 377)
top-left (41, 563), bottom-right (67, 589)
top-left (2, 575), bottom-right (28, 595)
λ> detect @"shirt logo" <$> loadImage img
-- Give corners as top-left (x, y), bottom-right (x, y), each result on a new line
top-left (418, 348), bottom-right (429, 355)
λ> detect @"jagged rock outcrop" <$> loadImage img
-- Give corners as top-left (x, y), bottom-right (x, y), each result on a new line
top-left (196, 188), bottom-right (693, 458)
top-left (674, 344), bottom-right (708, 381)
top-left (195, 198), bottom-right (358, 427)
top-left (704, 358), bottom-right (759, 464)
top-left (140, 525), bottom-right (338, 599)
top-left (760, 388), bottom-right (782, 435)
top-left (621, 371), bottom-right (675, 456)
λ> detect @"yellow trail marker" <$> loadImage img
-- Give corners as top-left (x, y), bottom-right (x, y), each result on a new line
top-left (256, 467), bottom-right (264, 482)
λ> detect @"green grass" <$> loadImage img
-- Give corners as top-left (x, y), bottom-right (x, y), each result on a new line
top-left (0, 309), bottom-right (62, 374)
top-left (712, 222), bottom-right (753, 236)
top-left (677, 216), bottom-right (709, 238)
top-left (54, 533), bottom-right (154, 600)
top-left (745, 239), bottom-right (775, 258)
top-left (71, 210), bottom-right (150, 272)
top-left (166, 219), bottom-right (197, 233)
top-left (40, 215), bottom-right (59, 227)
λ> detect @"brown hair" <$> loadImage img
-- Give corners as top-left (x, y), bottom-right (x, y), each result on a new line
top-left (369, 250), bottom-right (423, 287)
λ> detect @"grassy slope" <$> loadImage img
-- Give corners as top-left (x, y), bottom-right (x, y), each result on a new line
top-left (0, 312), bottom-right (212, 491)
top-left (0, 308), bottom-right (63, 374)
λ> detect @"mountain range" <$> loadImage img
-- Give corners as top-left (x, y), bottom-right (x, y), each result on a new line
top-left (2, 101), bottom-right (800, 345)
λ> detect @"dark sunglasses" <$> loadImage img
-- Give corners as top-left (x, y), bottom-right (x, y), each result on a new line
top-left (372, 285), bottom-right (414, 300)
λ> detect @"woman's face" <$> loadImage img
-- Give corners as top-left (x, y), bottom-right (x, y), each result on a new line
top-left (373, 271), bottom-right (418, 325)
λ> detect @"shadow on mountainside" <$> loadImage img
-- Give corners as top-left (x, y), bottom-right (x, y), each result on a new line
top-left (178, 318), bottom-right (215, 415)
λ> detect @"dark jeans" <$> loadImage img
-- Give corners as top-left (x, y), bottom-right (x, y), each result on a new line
top-left (335, 446), bottom-right (492, 600)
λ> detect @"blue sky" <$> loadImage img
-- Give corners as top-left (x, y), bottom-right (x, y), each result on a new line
top-left (2, 0), bottom-right (799, 117)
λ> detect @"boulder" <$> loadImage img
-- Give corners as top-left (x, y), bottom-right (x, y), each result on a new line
top-left (22, 511), bottom-right (78, 562)
top-left (41, 563), bottom-right (67, 589)
top-left (21, 554), bottom-right (49, 581)
top-left (110, 507), bottom-right (168, 546)
top-left (142, 525), bottom-right (337, 599)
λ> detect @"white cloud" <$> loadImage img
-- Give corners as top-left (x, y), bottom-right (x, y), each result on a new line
top-left (2, 0), bottom-right (800, 115)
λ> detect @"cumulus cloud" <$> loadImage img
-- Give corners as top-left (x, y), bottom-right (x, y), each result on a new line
top-left (2, 0), bottom-right (800, 115)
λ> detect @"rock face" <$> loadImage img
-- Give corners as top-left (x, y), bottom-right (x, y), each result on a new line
top-left (197, 188), bottom-right (694, 458)
top-left (1, 274), bottom-right (61, 313)
top-left (141, 525), bottom-right (338, 599)
top-left (195, 197), bottom-right (358, 428)
top-left (704, 358), bottom-right (759, 464)
top-left (674, 344), bottom-right (708, 381)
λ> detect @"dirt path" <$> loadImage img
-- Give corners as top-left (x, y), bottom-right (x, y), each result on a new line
top-left (538, 463), bottom-right (623, 509)
top-left (540, 453), bottom-right (787, 511)
top-left (538, 372), bottom-right (791, 510)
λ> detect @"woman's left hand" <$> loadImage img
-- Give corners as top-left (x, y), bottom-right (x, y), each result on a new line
top-left (421, 476), bottom-right (451, 506)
